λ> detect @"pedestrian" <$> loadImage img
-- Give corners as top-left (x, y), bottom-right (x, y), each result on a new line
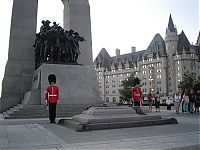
top-left (180, 89), bottom-right (185, 112)
top-left (45, 74), bottom-right (59, 123)
top-left (147, 91), bottom-right (153, 112)
top-left (154, 91), bottom-right (160, 112)
top-left (166, 96), bottom-right (172, 110)
top-left (189, 90), bottom-right (195, 113)
top-left (174, 92), bottom-right (181, 114)
top-left (195, 90), bottom-right (200, 113)
top-left (131, 78), bottom-right (145, 115)
top-left (182, 91), bottom-right (189, 113)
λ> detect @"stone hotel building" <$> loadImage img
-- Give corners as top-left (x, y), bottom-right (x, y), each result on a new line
top-left (94, 15), bottom-right (200, 103)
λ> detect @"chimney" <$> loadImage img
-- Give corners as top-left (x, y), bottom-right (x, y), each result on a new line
top-left (116, 48), bottom-right (120, 56)
top-left (131, 46), bottom-right (136, 53)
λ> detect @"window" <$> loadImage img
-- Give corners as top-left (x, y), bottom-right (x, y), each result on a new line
top-left (112, 90), bottom-right (116, 94)
top-left (143, 71), bottom-right (147, 74)
top-left (112, 75), bottom-right (116, 78)
top-left (157, 75), bottom-right (162, 78)
top-left (106, 80), bottom-right (109, 83)
top-left (106, 76), bottom-right (109, 78)
top-left (106, 85), bottom-right (109, 88)
top-left (106, 91), bottom-right (109, 94)
top-left (112, 97), bottom-right (116, 102)
top-left (112, 84), bottom-right (116, 88)
top-left (142, 65), bottom-right (147, 69)
top-left (157, 69), bottom-right (161, 73)
top-left (112, 69), bottom-right (115, 72)
top-left (184, 66), bottom-right (186, 70)
top-left (149, 70), bottom-right (152, 74)
top-left (157, 81), bottom-right (162, 84)
top-left (177, 73), bottom-right (180, 77)
top-left (177, 67), bottom-right (180, 70)
top-left (106, 97), bottom-right (109, 102)
top-left (149, 58), bottom-right (152, 62)
top-left (177, 61), bottom-right (180, 65)
top-left (156, 62), bottom-right (161, 67)
top-left (149, 64), bottom-right (154, 67)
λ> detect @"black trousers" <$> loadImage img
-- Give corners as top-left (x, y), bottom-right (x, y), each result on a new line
top-left (49, 103), bottom-right (57, 122)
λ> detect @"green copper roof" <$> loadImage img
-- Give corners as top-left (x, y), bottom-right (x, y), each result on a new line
top-left (145, 33), bottom-right (166, 57)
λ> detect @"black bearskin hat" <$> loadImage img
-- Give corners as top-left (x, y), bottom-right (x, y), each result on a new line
top-left (133, 77), bottom-right (140, 85)
top-left (48, 74), bottom-right (56, 84)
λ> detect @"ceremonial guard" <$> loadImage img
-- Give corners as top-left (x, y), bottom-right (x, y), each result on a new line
top-left (131, 78), bottom-right (145, 115)
top-left (45, 74), bottom-right (59, 123)
top-left (131, 78), bottom-right (142, 106)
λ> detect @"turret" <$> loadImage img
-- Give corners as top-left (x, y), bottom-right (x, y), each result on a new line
top-left (165, 14), bottom-right (179, 55)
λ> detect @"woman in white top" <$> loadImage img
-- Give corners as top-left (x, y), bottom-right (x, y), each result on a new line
top-left (174, 92), bottom-right (181, 114)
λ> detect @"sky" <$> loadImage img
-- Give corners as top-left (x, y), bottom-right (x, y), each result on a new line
top-left (0, 0), bottom-right (199, 95)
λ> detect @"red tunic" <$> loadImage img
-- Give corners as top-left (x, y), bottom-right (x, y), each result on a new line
top-left (45, 85), bottom-right (59, 103)
top-left (132, 87), bottom-right (142, 102)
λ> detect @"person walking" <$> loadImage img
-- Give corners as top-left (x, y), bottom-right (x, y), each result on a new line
top-left (182, 91), bottom-right (189, 113)
top-left (45, 74), bottom-right (59, 123)
top-left (181, 89), bottom-right (185, 112)
top-left (166, 95), bottom-right (173, 110)
top-left (147, 91), bottom-right (153, 112)
top-left (189, 90), bottom-right (195, 113)
top-left (174, 92), bottom-right (181, 114)
top-left (154, 91), bottom-right (160, 112)
top-left (195, 90), bottom-right (200, 113)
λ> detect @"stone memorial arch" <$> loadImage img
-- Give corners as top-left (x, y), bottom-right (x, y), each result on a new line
top-left (0, 0), bottom-right (95, 112)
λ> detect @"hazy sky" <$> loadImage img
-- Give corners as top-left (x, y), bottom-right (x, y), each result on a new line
top-left (0, 0), bottom-right (199, 94)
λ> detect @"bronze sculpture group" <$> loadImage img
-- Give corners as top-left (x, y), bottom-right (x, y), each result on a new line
top-left (33, 20), bottom-right (85, 68)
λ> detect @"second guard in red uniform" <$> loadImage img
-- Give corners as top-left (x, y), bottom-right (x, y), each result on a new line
top-left (45, 74), bottom-right (59, 123)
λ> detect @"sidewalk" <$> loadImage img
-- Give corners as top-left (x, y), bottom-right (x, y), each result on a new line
top-left (0, 108), bottom-right (199, 150)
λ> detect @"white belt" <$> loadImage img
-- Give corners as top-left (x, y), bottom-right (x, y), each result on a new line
top-left (49, 94), bottom-right (57, 96)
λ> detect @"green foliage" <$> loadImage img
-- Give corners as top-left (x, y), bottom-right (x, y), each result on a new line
top-left (119, 73), bottom-right (137, 102)
top-left (192, 76), bottom-right (200, 92)
top-left (178, 71), bottom-right (198, 92)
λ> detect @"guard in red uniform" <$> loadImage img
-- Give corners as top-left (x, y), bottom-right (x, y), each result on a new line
top-left (132, 78), bottom-right (142, 106)
top-left (131, 78), bottom-right (145, 115)
top-left (45, 74), bottom-right (59, 123)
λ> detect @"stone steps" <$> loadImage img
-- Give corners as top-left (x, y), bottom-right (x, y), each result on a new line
top-left (3, 104), bottom-right (89, 119)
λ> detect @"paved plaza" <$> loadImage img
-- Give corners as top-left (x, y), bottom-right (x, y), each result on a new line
top-left (0, 107), bottom-right (199, 150)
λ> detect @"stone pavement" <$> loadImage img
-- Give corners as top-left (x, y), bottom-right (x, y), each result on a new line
top-left (0, 107), bottom-right (199, 150)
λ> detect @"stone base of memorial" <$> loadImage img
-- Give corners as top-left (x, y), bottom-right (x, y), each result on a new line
top-left (22, 64), bottom-right (102, 107)
top-left (58, 106), bottom-right (178, 132)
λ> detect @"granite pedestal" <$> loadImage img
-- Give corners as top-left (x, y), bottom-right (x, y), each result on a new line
top-left (22, 64), bottom-right (102, 107)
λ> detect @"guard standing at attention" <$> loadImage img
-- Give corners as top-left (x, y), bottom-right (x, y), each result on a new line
top-left (131, 78), bottom-right (145, 115)
top-left (45, 74), bottom-right (59, 123)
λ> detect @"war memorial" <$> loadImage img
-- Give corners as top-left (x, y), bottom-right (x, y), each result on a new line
top-left (0, 0), bottom-right (178, 130)
top-left (0, 0), bottom-right (101, 114)
top-left (0, 1), bottom-right (199, 149)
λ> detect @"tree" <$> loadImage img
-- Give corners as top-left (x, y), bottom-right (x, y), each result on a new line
top-left (119, 73), bottom-right (137, 103)
top-left (178, 71), bottom-right (196, 91)
top-left (192, 76), bottom-right (200, 92)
